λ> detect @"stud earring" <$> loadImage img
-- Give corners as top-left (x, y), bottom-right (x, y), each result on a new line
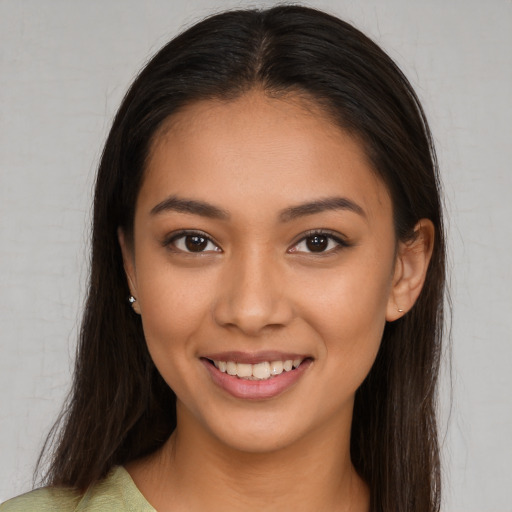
top-left (128, 295), bottom-right (141, 315)
top-left (397, 306), bottom-right (404, 313)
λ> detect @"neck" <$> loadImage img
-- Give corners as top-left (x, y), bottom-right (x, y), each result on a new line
top-left (128, 405), bottom-right (369, 512)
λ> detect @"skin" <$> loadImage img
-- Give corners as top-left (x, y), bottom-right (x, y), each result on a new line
top-left (119, 89), bottom-right (434, 512)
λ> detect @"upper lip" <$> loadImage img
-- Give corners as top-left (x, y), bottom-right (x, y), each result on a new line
top-left (202, 351), bottom-right (311, 365)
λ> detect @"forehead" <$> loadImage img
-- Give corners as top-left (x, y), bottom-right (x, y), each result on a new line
top-left (141, 90), bottom-right (391, 220)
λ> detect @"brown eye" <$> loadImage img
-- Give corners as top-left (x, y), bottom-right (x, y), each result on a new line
top-left (288, 231), bottom-right (348, 254)
top-left (185, 235), bottom-right (208, 252)
top-left (168, 232), bottom-right (221, 253)
top-left (305, 235), bottom-right (329, 252)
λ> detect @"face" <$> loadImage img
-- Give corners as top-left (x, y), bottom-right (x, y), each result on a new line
top-left (121, 90), bottom-right (400, 454)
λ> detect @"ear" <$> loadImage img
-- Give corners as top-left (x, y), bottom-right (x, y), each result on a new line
top-left (386, 219), bottom-right (435, 321)
top-left (118, 227), bottom-right (141, 315)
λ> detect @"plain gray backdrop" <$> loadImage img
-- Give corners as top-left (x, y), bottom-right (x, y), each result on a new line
top-left (1, 0), bottom-right (511, 510)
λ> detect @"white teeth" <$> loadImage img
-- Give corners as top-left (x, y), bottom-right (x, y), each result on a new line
top-left (212, 358), bottom-right (304, 380)
top-left (226, 361), bottom-right (237, 376)
top-left (270, 360), bottom-right (283, 375)
top-left (236, 363), bottom-right (252, 378)
top-left (252, 362), bottom-right (270, 379)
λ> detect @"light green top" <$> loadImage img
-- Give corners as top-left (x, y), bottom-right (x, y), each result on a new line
top-left (0, 466), bottom-right (155, 511)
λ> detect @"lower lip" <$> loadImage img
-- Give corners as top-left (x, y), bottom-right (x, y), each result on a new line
top-left (202, 359), bottom-right (312, 400)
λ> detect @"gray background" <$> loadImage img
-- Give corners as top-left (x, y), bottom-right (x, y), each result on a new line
top-left (1, 0), bottom-right (511, 510)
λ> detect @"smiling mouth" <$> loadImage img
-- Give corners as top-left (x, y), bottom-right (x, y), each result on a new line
top-left (207, 358), bottom-right (306, 381)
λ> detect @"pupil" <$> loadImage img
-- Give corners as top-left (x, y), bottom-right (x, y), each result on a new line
top-left (185, 235), bottom-right (208, 252)
top-left (306, 235), bottom-right (328, 252)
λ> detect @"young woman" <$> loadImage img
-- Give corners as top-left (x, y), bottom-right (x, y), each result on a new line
top-left (1, 5), bottom-right (446, 512)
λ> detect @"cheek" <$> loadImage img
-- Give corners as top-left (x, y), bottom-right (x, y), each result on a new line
top-left (136, 263), bottom-right (217, 360)
top-left (135, 267), bottom-right (219, 406)
top-left (292, 255), bottom-right (392, 373)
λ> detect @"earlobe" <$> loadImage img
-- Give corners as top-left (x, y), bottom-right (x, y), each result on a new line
top-left (118, 228), bottom-right (141, 314)
top-left (386, 219), bottom-right (435, 321)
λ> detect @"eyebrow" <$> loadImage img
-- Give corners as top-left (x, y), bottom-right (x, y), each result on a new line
top-left (150, 195), bottom-right (230, 220)
top-left (279, 197), bottom-right (366, 222)
top-left (150, 195), bottom-right (365, 222)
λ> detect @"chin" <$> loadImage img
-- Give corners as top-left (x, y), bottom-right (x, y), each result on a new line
top-left (210, 421), bottom-right (304, 455)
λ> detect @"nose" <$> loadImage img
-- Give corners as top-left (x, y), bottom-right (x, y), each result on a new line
top-left (212, 250), bottom-right (294, 336)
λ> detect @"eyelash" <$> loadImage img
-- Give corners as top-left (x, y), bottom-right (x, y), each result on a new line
top-left (163, 230), bottom-right (222, 254)
top-left (163, 229), bottom-right (350, 255)
top-left (288, 229), bottom-right (350, 255)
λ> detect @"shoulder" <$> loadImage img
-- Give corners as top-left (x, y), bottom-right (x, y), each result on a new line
top-left (0, 486), bottom-right (80, 511)
top-left (0, 467), bottom-right (155, 512)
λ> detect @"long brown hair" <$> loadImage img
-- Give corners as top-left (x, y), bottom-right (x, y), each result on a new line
top-left (38, 6), bottom-right (446, 511)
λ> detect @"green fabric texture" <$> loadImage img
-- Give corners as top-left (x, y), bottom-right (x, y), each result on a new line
top-left (0, 466), bottom-right (155, 511)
